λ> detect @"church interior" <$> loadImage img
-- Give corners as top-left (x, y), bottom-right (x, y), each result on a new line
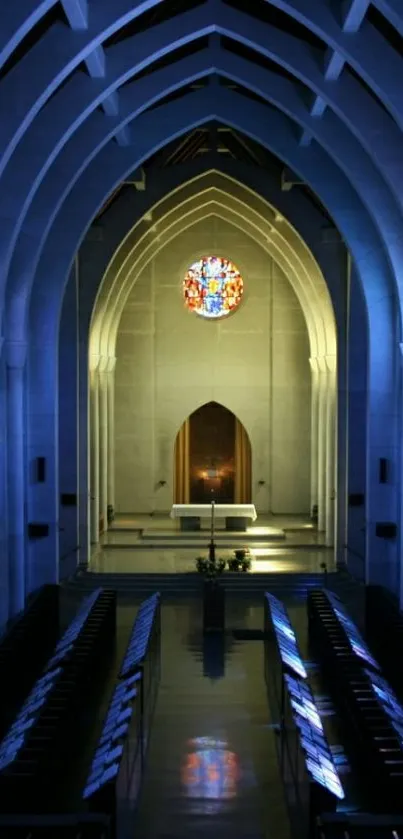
top-left (1, 1), bottom-right (403, 837)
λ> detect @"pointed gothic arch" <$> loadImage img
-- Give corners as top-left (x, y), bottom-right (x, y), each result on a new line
top-left (174, 401), bottom-right (251, 505)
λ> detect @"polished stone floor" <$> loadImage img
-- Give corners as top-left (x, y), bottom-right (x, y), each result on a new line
top-left (92, 513), bottom-right (334, 576)
top-left (90, 546), bottom-right (334, 575)
top-left (133, 597), bottom-right (292, 839)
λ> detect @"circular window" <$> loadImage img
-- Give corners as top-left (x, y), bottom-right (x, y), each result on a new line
top-left (183, 256), bottom-right (244, 319)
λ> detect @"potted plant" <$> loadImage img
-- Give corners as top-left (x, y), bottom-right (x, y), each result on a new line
top-left (196, 556), bottom-right (226, 578)
top-left (195, 555), bottom-right (226, 632)
top-left (228, 548), bottom-right (251, 572)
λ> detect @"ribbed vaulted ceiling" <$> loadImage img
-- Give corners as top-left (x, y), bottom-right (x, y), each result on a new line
top-left (1, 0), bottom-right (403, 346)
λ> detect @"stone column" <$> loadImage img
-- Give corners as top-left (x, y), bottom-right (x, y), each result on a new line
top-left (5, 340), bottom-right (26, 616)
top-left (399, 343), bottom-right (403, 608)
top-left (98, 356), bottom-right (109, 534)
top-left (325, 356), bottom-right (337, 547)
top-left (89, 356), bottom-right (100, 544)
top-left (317, 356), bottom-right (328, 533)
top-left (26, 337), bottom-right (59, 593)
top-left (0, 338), bottom-right (8, 629)
top-left (58, 264), bottom-right (80, 579)
top-left (364, 294), bottom-right (398, 593)
top-left (309, 357), bottom-right (319, 518)
top-left (107, 357), bottom-right (116, 518)
top-left (78, 330), bottom-right (90, 567)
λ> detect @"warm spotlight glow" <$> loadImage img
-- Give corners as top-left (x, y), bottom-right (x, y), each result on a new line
top-left (246, 526), bottom-right (273, 536)
top-left (249, 548), bottom-right (273, 557)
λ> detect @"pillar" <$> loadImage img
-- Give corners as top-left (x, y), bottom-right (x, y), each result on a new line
top-left (309, 358), bottom-right (319, 517)
top-left (364, 293), bottom-right (398, 593)
top-left (399, 343), bottom-right (403, 608)
top-left (5, 339), bottom-right (26, 616)
top-left (107, 357), bottom-right (116, 517)
top-left (78, 321), bottom-right (90, 567)
top-left (317, 357), bottom-right (328, 532)
top-left (345, 265), bottom-right (367, 580)
top-left (26, 336), bottom-right (59, 593)
top-left (335, 252), bottom-right (349, 568)
top-left (89, 357), bottom-right (100, 544)
top-left (325, 357), bottom-right (337, 547)
top-left (58, 265), bottom-right (79, 579)
top-left (0, 339), bottom-right (8, 629)
top-left (98, 357), bottom-right (108, 534)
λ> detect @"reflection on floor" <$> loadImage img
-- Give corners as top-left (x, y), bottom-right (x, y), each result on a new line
top-left (90, 546), bottom-right (334, 575)
top-left (92, 513), bottom-right (333, 577)
top-left (134, 598), bottom-right (291, 839)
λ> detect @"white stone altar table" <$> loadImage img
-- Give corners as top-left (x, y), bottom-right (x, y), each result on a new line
top-left (170, 503), bottom-right (257, 532)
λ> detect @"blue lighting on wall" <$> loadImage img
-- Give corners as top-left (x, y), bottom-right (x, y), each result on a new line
top-left (285, 674), bottom-right (345, 801)
top-left (120, 592), bottom-right (160, 678)
top-left (83, 672), bottom-right (141, 799)
top-left (325, 591), bottom-right (380, 671)
top-left (265, 593), bottom-right (307, 679)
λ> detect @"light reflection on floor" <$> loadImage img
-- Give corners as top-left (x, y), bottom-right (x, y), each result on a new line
top-left (90, 546), bottom-right (335, 574)
top-left (182, 737), bottom-right (242, 803)
top-left (133, 600), bottom-right (291, 838)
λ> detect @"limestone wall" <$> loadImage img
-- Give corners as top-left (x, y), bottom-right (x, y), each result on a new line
top-left (114, 217), bottom-right (311, 514)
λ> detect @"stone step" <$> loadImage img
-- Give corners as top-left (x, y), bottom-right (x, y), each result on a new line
top-left (64, 570), bottom-right (359, 599)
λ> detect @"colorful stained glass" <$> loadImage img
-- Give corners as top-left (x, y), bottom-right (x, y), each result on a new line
top-left (183, 256), bottom-right (243, 319)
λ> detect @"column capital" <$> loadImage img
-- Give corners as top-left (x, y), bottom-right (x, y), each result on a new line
top-left (5, 340), bottom-right (27, 369)
top-left (309, 356), bottom-right (319, 373)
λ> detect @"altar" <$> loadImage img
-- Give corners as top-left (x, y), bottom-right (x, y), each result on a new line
top-left (170, 503), bottom-right (257, 532)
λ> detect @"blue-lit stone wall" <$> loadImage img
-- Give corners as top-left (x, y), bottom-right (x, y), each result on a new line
top-left (0, 1), bottom-right (402, 624)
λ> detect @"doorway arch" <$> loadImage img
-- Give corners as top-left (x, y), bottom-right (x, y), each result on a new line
top-left (174, 402), bottom-right (252, 505)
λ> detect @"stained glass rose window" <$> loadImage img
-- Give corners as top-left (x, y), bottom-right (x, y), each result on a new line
top-left (183, 256), bottom-right (243, 319)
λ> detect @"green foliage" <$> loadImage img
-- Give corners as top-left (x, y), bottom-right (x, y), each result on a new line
top-left (195, 556), bottom-right (226, 579)
top-left (229, 548), bottom-right (252, 572)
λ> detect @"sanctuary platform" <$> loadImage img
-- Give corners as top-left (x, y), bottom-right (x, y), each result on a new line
top-left (141, 525), bottom-right (284, 547)
top-left (99, 513), bottom-right (324, 552)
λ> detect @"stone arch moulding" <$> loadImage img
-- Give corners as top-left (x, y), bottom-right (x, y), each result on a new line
top-left (89, 174), bottom-right (337, 545)
top-left (2, 1), bottom-right (403, 622)
top-left (22, 94), bottom-right (398, 617)
top-left (173, 400), bottom-right (252, 506)
top-left (64, 157), bottom-right (351, 589)
top-left (9, 71), bottom-right (403, 343)
top-left (4, 4), bottom-right (403, 329)
top-left (173, 400), bottom-right (253, 445)
top-left (89, 196), bottom-right (336, 554)
top-left (91, 176), bottom-right (335, 362)
top-left (107, 201), bottom-right (323, 364)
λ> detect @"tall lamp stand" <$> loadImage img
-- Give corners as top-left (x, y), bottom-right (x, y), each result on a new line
top-left (209, 500), bottom-right (216, 562)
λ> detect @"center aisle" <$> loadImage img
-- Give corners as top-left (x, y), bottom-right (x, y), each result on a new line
top-left (134, 597), bottom-right (290, 839)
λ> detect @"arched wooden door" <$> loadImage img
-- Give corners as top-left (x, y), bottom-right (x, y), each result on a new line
top-left (174, 402), bottom-right (251, 504)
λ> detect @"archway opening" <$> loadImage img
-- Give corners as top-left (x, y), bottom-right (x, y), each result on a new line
top-left (174, 402), bottom-right (251, 505)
